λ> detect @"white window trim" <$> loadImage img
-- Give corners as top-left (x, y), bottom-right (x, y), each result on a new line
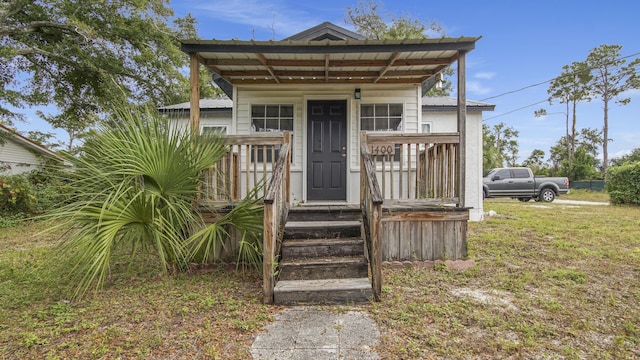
top-left (359, 103), bottom-right (405, 132)
top-left (200, 124), bottom-right (228, 135)
top-left (421, 122), bottom-right (432, 134)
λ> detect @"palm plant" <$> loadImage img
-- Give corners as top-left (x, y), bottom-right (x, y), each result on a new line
top-left (47, 105), bottom-right (263, 298)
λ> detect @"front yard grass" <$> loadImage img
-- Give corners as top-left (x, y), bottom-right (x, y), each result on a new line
top-left (561, 188), bottom-right (610, 202)
top-left (371, 199), bottom-right (639, 358)
top-left (1, 199), bottom-right (638, 359)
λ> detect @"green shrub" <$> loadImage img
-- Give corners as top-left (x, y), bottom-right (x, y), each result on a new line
top-left (27, 167), bottom-right (72, 213)
top-left (606, 162), bottom-right (640, 205)
top-left (0, 168), bottom-right (71, 220)
top-left (0, 174), bottom-right (35, 216)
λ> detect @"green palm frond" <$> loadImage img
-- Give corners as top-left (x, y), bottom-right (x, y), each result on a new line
top-left (43, 104), bottom-right (264, 298)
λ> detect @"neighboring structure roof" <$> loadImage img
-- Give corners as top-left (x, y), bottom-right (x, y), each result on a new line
top-left (422, 96), bottom-right (495, 111)
top-left (159, 96), bottom-right (494, 113)
top-left (0, 124), bottom-right (68, 164)
top-left (158, 97), bottom-right (232, 113)
top-left (182, 22), bottom-right (480, 98)
top-left (283, 21), bottom-right (366, 41)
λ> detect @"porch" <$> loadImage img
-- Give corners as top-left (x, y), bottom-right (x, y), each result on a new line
top-left (200, 131), bottom-right (468, 303)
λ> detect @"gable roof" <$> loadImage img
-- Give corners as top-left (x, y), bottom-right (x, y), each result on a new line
top-left (0, 124), bottom-right (69, 164)
top-left (283, 22), bottom-right (366, 41)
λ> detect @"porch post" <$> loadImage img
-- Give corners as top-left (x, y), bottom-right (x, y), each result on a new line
top-left (189, 53), bottom-right (200, 136)
top-left (457, 50), bottom-right (467, 208)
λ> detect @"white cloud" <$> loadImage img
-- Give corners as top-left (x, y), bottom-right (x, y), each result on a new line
top-left (186, 0), bottom-right (322, 39)
top-left (467, 80), bottom-right (491, 95)
top-left (474, 72), bottom-right (496, 80)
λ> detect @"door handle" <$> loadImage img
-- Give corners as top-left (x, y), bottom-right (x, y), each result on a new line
top-left (341, 153), bottom-right (346, 158)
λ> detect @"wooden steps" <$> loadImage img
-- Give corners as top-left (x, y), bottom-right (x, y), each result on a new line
top-left (273, 207), bottom-right (373, 305)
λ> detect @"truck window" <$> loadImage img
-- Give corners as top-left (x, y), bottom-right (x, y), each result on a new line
top-left (495, 169), bottom-right (511, 179)
top-left (513, 169), bottom-right (530, 178)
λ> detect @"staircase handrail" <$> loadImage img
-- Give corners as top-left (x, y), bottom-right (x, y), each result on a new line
top-left (262, 132), bottom-right (291, 303)
top-left (360, 131), bottom-right (383, 301)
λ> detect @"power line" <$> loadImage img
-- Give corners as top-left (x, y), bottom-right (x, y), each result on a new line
top-left (483, 99), bottom-right (548, 122)
top-left (479, 51), bottom-right (640, 102)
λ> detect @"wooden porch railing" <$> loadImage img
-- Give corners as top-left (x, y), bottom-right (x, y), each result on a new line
top-left (362, 132), bottom-right (460, 205)
top-left (201, 132), bottom-right (291, 203)
top-left (199, 132), bottom-right (291, 303)
top-left (261, 138), bottom-right (291, 304)
top-left (360, 142), bottom-right (383, 301)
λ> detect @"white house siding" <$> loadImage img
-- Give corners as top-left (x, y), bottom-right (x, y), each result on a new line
top-left (0, 137), bottom-right (44, 175)
top-left (169, 113), bottom-right (232, 135)
top-left (235, 83), bottom-right (420, 204)
top-left (423, 110), bottom-right (484, 221)
top-left (164, 90), bottom-right (485, 221)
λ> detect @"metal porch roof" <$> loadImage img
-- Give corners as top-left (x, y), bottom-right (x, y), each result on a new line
top-left (181, 36), bottom-right (481, 86)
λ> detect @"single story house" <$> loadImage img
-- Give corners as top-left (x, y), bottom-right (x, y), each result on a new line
top-left (178, 21), bottom-right (489, 303)
top-left (0, 124), bottom-right (69, 175)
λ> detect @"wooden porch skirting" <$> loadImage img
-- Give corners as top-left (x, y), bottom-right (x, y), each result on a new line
top-left (380, 203), bottom-right (469, 262)
top-left (199, 203), bottom-right (469, 263)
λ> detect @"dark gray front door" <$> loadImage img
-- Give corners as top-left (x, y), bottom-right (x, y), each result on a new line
top-left (307, 100), bottom-right (347, 200)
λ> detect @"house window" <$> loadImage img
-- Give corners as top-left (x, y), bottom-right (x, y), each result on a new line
top-left (251, 104), bottom-right (294, 162)
top-left (422, 123), bottom-right (432, 133)
top-left (360, 104), bottom-right (403, 131)
top-left (251, 104), bottom-right (294, 133)
top-left (361, 104), bottom-right (403, 160)
top-left (201, 125), bottom-right (228, 136)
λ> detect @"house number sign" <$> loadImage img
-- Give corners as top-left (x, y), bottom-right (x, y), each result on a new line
top-left (368, 144), bottom-right (395, 156)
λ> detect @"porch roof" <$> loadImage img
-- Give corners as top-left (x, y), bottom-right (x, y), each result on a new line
top-left (180, 36), bottom-right (480, 86)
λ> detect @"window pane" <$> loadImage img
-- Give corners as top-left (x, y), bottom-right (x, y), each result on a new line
top-left (513, 169), bottom-right (530, 178)
top-left (202, 126), bottom-right (226, 135)
top-left (266, 105), bottom-right (279, 117)
top-left (252, 119), bottom-right (264, 132)
top-left (361, 119), bottom-right (374, 131)
top-left (496, 170), bottom-right (511, 179)
top-left (375, 104), bottom-right (388, 116)
top-left (265, 119), bottom-right (279, 130)
top-left (361, 104), bottom-right (374, 117)
top-left (389, 104), bottom-right (403, 117)
top-left (280, 105), bottom-right (293, 117)
top-left (422, 123), bottom-right (431, 133)
top-left (375, 118), bottom-right (388, 131)
top-left (280, 119), bottom-right (293, 131)
top-left (252, 105), bottom-right (265, 117)
top-left (389, 118), bottom-right (402, 131)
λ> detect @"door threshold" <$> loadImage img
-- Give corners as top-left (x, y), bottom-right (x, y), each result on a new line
top-left (302, 200), bottom-right (350, 206)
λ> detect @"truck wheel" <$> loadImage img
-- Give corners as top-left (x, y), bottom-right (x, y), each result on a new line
top-left (517, 197), bottom-right (532, 202)
top-left (539, 188), bottom-right (555, 202)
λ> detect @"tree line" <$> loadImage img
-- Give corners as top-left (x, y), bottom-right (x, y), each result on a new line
top-left (484, 44), bottom-right (640, 180)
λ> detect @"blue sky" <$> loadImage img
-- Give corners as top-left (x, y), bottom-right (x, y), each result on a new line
top-left (16, 0), bottom-right (640, 162)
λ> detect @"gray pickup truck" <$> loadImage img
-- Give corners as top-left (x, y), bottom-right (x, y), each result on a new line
top-left (482, 167), bottom-right (570, 202)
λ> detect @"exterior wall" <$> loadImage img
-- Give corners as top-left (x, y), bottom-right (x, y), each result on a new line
top-left (0, 137), bottom-right (45, 175)
top-left (167, 90), bottom-right (484, 222)
top-left (169, 112), bottom-right (233, 135)
top-left (235, 83), bottom-right (421, 205)
top-left (423, 110), bottom-right (484, 221)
